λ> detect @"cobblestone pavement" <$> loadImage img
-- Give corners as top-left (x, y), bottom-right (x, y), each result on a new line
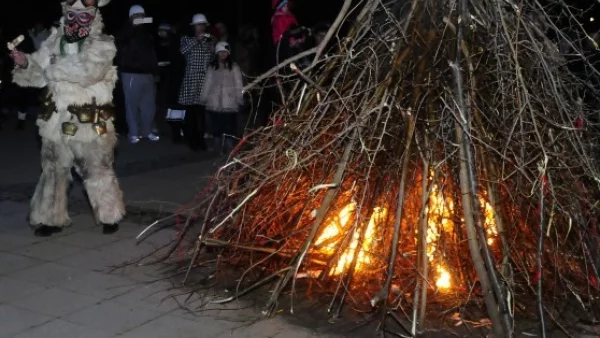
top-left (0, 201), bottom-right (327, 338)
top-left (0, 125), bottom-right (329, 338)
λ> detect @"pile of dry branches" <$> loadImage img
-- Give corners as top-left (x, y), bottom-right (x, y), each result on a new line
top-left (144, 0), bottom-right (600, 336)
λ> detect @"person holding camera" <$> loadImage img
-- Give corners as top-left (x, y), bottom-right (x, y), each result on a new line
top-left (177, 13), bottom-right (215, 151)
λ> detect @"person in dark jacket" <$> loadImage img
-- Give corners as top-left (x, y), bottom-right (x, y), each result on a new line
top-left (116, 4), bottom-right (159, 144)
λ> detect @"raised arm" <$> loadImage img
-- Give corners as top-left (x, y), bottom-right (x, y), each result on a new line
top-left (12, 32), bottom-right (55, 88)
top-left (180, 36), bottom-right (198, 55)
top-left (44, 35), bottom-right (116, 88)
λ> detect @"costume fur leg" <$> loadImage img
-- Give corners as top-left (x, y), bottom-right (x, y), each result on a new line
top-left (29, 138), bottom-right (73, 228)
top-left (72, 133), bottom-right (125, 225)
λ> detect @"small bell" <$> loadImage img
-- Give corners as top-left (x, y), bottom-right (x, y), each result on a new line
top-left (93, 121), bottom-right (107, 135)
top-left (92, 109), bottom-right (107, 135)
top-left (62, 122), bottom-right (78, 136)
top-left (77, 110), bottom-right (93, 123)
top-left (99, 109), bottom-right (114, 121)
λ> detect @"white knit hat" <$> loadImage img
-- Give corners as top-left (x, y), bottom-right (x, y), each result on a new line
top-left (190, 13), bottom-right (209, 25)
top-left (129, 5), bottom-right (145, 17)
top-left (215, 41), bottom-right (230, 54)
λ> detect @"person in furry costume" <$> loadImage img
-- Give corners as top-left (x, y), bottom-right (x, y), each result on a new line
top-left (10, 0), bottom-right (124, 237)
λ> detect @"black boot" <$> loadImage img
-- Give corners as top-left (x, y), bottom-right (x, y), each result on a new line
top-left (102, 223), bottom-right (119, 234)
top-left (33, 225), bottom-right (63, 237)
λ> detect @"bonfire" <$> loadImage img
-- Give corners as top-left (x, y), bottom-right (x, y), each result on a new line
top-left (141, 0), bottom-right (600, 336)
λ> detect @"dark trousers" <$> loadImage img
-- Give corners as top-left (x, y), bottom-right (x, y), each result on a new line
top-left (171, 105), bottom-right (206, 150)
top-left (207, 111), bottom-right (237, 154)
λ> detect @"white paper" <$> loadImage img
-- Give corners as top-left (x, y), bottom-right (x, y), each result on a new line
top-left (133, 17), bottom-right (153, 25)
top-left (166, 109), bottom-right (186, 120)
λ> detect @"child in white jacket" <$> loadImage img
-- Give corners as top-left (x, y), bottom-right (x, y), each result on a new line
top-left (200, 41), bottom-right (244, 154)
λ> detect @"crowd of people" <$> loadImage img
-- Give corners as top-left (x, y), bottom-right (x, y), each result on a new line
top-left (0, 0), bottom-right (331, 156)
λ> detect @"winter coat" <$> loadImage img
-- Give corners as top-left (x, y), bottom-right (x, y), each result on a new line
top-left (115, 23), bottom-right (158, 75)
top-left (178, 35), bottom-right (215, 106)
top-left (271, 10), bottom-right (297, 45)
top-left (279, 25), bottom-right (311, 68)
top-left (200, 63), bottom-right (243, 113)
top-left (12, 12), bottom-right (118, 143)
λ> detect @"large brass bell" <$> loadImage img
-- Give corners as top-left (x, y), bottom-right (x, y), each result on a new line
top-left (92, 109), bottom-right (107, 136)
top-left (62, 122), bottom-right (78, 136)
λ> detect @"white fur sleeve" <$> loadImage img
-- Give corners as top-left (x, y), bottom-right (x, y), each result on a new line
top-left (44, 36), bottom-right (116, 88)
top-left (11, 44), bottom-right (52, 88)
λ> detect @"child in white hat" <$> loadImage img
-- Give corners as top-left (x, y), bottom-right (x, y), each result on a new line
top-left (199, 41), bottom-right (244, 155)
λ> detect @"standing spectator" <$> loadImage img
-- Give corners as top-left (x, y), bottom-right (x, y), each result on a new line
top-left (313, 21), bottom-right (331, 47)
top-left (178, 13), bottom-right (215, 151)
top-left (116, 5), bottom-right (159, 144)
top-left (279, 24), bottom-right (312, 69)
top-left (200, 41), bottom-right (243, 155)
top-left (215, 22), bottom-right (235, 61)
top-left (208, 23), bottom-right (221, 42)
top-left (28, 22), bottom-right (50, 51)
top-left (215, 22), bottom-right (234, 45)
top-left (234, 25), bottom-right (260, 79)
top-left (271, 0), bottom-right (298, 47)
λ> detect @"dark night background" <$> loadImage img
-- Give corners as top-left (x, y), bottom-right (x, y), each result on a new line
top-left (2, 0), bottom-right (600, 47)
top-left (0, 0), bottom-right (344, 44)
top-left (2, 0), bottom-right (600, 75)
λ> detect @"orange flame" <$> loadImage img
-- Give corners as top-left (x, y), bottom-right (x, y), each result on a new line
top-left (312, 183), bottom-right (497, 291)
top-left (315, 203), bottom-right (387, 275)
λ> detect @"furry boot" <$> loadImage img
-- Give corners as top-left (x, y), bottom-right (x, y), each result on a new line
top-left (29, 139), bottom-right (73, 236)
top-left (72, 135), bottom-right (125, 233)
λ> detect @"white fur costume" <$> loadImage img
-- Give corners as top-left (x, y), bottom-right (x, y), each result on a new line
top-left (12, 2), bottom-right (125, 230)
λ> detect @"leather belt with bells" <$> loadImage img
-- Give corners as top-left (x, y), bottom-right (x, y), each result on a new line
top-left (62, 101), bottom-right (114, 136)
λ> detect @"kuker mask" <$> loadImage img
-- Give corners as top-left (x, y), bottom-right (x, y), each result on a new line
top-left (63, 0), bottom-right (110, 42)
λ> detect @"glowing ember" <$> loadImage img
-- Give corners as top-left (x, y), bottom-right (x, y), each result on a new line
top-left (314, 203), bottom-right (387, 275)
top-left (313, 181), bottom-right (498, 288)
top-left (436, 266), bottom-right (452, 289)
top-left (424, 180), bottom-right (497, 290)
top-left (479, 195), bottom-right (498, 245)
top-left (315, 203), bottom-right (355, 252)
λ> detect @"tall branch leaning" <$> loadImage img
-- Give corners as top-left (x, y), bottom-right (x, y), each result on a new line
top-left (139, 0), bottom-right (600, 336)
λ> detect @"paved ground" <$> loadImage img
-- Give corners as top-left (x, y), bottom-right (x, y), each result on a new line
top-left (0, 121), bottom-right (328, 338)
